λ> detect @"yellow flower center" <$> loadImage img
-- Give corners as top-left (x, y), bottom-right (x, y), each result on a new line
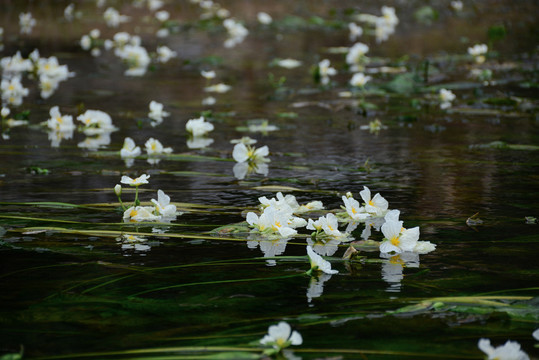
top-left (130, 209), bottom-right (138, 217)
top-left (151, 143), bottom-right (156, 150)
top-left (56, 116), bottom-right (63, 123)
top-left (390, 235), bottom-right (400, 246)
top-left (275, 338), bottom-right (286, 348)
top-left (368, 200), bottom-right (374, 206)
top-left (327, 224), bottom-right (334, 231)
top-left (8, 85), bottom-right (14, 91)
top-left (351, 207), bottom-right (357, 214)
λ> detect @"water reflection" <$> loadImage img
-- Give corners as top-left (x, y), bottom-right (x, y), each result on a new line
top-left (247, 235), bottom-right (289, 266)
top-left (380, 252), bottom-right (419, 292)
top-left (306, 273), bottom-right (333, 303)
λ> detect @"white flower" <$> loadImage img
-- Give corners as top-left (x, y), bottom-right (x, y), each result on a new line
top-left (77, 110), bottom-right (116, 134)
top-left (64, 3), bottom-right (75, 21)
top-left (451, 1), bottom-right (463, 11)
top-left (478, 338), bottom-right (529, 360)
top-left (104, 7), bottom-right (130, 28)
top-left (360, 186), bottom-right (389, 217)
top-left (185, 116), bottom-right (214, 137)
top-left (123, 206), bottom-right (160, 222)
top-left (148, 0), bottom-right (165, 11)
top-left (439, 88), bottom-right (456, 109)
top-left (151, 190), bottom-right (177, 218)
top-left (116, 44), bottom-right (150, 76)
top-left (148, 101), bottom-right (170, 123)
top-left (260, 322), bottom-right (302, 351)
top-left (380, 219), bottom-right (419, 254)
top-left (468, 44), bottom-right (488, 57)
top-left (413, 241), bottom-right (436, 254)
top-left (204, 83), bottom-right (231, 93)
top-left (318, 59), bottom-right (337, 85)
top-left (120, 174), bottom-right (150, 186)
top-left (346, 42), bottom-right (369, 65)
top-left (257, 12), bottom-right (272, 25)
top-left (156, 46), bottom-right (176, 63)
top-left (342, 195), bottom-right (368, 221)
top-left (46, 106), bottom-right (75, 132)
top-left (276, 58), bottom-right (302, 69)
top-left (533, 329), bottom-right (539, 340)
top-left (1, 76), bottom-right (29, 106)
top-left (348, 22), bottom-right (363, 41)
top-left (120, 137), bottom-right (141, 158)
top-left (19, 12), bottom-right (36, 34)
top-left (246, 206), bottom-right (297, 238)
top-left (155, 10), bottom-right (169, 22)
top-left (296, 201), bottom-right (324, 214)
top-left (1, 107), bottom-right (9, 118)
top-left (307, 245), bottom-right (338, 274)
top-left (201, 96), bottom-right (216, 106)
top-left (350, 72), bottom-right (371, 87)
top-left (201, 70), bottom-right (216, 79)
top-left (308, 213), bottom-right (344, 238)
top-left (233, 143), bottom-right (270, 164)
top-left (145, 137), bottom-right (173, 155)
top-left (1, 52), bottom-right (33, 75)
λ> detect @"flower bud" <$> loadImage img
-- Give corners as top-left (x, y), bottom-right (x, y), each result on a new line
top-left (114, 184), bottom-right (122, 196)
top-left (346, 191), bottom-right (353, 198)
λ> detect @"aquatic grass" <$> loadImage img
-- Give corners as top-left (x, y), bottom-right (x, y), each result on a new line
top-left (28, 345), bottom-right (479, 360)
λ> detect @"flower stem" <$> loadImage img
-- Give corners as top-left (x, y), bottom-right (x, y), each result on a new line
top-left (134, 186), bottom-right (140, 206)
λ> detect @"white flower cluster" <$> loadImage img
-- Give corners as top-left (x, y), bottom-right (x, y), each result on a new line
top-left (0, 50), bottom-right (74, 103)
top-left (117, 174), bottom-right (178, 223)
top-left (355, 6), bottom-right (399, 43)
top-left (223, 19), bottom-right (249, 48)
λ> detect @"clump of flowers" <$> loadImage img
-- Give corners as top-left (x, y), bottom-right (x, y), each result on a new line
top-left (468, 44), bottom-right (488, 64)
top-left (355, 6), bottom-right (399, 43)
top-left (307, 213), bottom-right (351, 241)
top-left (223, 18), bottom-right (249, 48)
top-left (80, 29), bottom-right (103, 57)
top-left (246, 206), bottom-right (298, 239)
top-left (115, 174), bottom-right (178, 223)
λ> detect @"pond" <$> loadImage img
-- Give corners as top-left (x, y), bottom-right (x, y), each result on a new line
top-left (0, 0), bottom-right (538, 359)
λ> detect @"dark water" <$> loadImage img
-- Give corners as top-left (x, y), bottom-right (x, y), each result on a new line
top-left (0, 1), bottom-right (538, 359)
